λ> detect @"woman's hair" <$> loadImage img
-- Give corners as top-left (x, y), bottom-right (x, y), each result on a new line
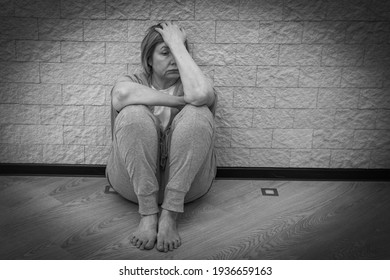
top-left (140, 23), bottom-right (190, 76)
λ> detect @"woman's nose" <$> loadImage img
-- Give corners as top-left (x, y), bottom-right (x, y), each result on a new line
top-left (170, 55), bottom-right (176, 65)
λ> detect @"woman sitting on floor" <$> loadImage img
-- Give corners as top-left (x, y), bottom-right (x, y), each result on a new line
top-left (105, 22), bottom-right (217, 252)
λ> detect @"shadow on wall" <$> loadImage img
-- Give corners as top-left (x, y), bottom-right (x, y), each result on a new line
top-left (0, 0), bottom-right (389, 169)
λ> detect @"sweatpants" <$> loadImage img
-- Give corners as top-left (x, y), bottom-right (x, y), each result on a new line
top-left (105, 104), bottom-right (217, 215)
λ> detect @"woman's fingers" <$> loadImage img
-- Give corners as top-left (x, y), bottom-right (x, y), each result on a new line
top-left (155, 22), bottom-right (187, 45)
top-left (160, 21), bottom-right (182, 31)
top-left (160, 21), bottom-right (172, 28)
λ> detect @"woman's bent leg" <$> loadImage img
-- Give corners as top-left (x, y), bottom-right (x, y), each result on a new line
top-left (156, 104), bottom-right (216, 252)
top-left (106, 105), bottom-right (160, 216)
top-left (161, 104), bottom-right (216, 213)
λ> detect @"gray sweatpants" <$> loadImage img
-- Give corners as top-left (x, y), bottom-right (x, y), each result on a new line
top-left (106, 104), bottom-right (217, 215)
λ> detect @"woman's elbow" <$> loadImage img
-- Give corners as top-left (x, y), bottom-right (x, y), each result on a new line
top-left (112, 87), bottom-right (128, 112)
top-left (185, 86), bottom-right (214, 107)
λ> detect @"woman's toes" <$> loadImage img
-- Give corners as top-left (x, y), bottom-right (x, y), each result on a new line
top-left (157, 240), bottom-right (164, 252)
top-left (144, 240), bottom-right (155, 250)
top-left (168, 241), bottom-right (175, 251)
top-left (164, 242), bottom-right (169, 252)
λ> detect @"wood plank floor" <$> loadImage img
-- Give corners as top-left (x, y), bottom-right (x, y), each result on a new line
top-left (0, 176), bottom-right (389, 260)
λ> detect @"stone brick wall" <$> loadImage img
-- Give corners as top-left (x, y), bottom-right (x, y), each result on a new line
top-left (0, 0), bottom-right (389, 168)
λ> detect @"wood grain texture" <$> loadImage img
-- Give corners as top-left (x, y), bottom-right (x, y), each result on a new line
top-left (0, 176), bottom-right (389, 259)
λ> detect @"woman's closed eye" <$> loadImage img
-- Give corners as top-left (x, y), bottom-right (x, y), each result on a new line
top-left (160, 46), bottom-right (170, 56)
top-left (160, 49), bottom-right (170, 56)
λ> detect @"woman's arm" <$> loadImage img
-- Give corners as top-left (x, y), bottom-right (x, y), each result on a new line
top-left (112, 76), bottom-right (186, 112)
top-left (155, 22), bottom-right (215, 107)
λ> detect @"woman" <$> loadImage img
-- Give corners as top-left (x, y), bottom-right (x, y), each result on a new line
top-left (105, 22), bottom-right (217, 253)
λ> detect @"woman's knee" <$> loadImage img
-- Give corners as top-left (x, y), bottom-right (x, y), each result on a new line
top-left (181, 104), bottom-right (211, 116)
top-left (115, 105), bottom-right (156, 130)
top-left (118, 105), bottom-right (151, 121)
top-left (174, 104), bottom-right (214, 130)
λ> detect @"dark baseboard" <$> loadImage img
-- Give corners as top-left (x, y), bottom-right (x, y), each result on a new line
top-left (1, 163), bottom-right (389, 181)
top-left (216, 167), bottom-right (390, 181)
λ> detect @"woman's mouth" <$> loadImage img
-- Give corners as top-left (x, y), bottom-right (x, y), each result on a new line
top-left (167, 69), bottom-right (179, 73)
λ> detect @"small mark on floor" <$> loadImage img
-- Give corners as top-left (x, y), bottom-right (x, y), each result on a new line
top-left (261, 188), bottom-right (279, 196)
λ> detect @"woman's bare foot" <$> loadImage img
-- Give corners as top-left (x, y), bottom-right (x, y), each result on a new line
top-left (157, 209), bottom-right (181, 252)
top-left (130, 214), bottom-right (158, 250)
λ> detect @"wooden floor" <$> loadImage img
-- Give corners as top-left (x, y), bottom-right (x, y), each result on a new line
top-left (0, 176), bottom-right (389, 260)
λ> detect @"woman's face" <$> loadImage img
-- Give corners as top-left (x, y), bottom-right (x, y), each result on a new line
top-left (149, 42), bottom-right (179, 84)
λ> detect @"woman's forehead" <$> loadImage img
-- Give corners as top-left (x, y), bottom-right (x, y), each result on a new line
top-left (155, 42), bottom-right (168, 50)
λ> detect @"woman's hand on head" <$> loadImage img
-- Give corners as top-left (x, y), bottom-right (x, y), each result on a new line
top-left (155, 22), bottom-right (187, 49)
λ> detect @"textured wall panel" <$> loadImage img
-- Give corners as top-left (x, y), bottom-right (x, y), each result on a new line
top-left (0, 0), bottom-right (388, 168)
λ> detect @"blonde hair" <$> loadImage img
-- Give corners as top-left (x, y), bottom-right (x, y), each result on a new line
top-left (140, 23), bottom-right (189, 76)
